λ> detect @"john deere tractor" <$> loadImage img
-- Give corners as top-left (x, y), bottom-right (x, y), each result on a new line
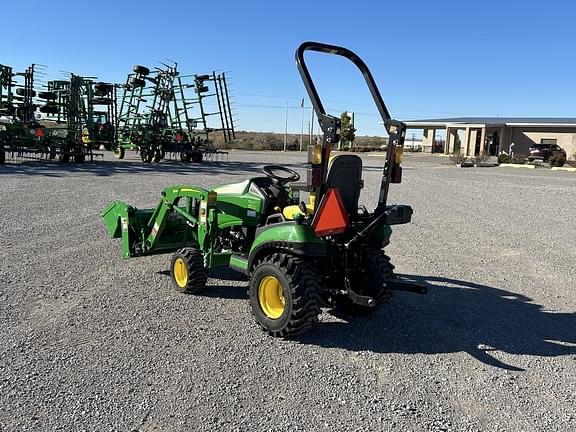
top-left (102, 42), bottom-right (425, 337)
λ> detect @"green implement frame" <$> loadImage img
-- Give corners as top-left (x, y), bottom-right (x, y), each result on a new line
top-left (0, 63), bottom-right (54, 163)
top-left (43, 74), bottom-right (100, 163)
top-left (116, 63), bottom-right (234, 163)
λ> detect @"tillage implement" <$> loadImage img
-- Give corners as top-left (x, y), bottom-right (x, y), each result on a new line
top-left (102, 42), bottom-right (426, 337)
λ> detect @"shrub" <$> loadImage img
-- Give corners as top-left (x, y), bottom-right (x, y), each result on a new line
top-left (549, 150), bottom-right (566, 167)
top-left (511, 153), bottom-right (527, 164)
top-left (474, 153), bottom-right (491, 165)
top-left (341, 146), bottom-right (372, 153)
top-left (498, 153), bottom-right (511, 164)
top-left (449, 152), bottom-right (465, 164)
top-left (569, 151), bottom-right (576, 167)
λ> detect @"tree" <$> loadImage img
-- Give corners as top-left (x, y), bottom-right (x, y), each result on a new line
top-left (340, 112), bottom-right (356, 148)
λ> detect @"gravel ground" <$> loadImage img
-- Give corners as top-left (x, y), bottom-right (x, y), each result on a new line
top-left (1, 150), bottom-right (575, 432)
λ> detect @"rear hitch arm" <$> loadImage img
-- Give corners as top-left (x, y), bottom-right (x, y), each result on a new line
top-left (343, 246), bottom-right (378, 307)
top-left (346, 286), bottom-right (376, 307)
top-left (385, 279), bottom-right (427, 294)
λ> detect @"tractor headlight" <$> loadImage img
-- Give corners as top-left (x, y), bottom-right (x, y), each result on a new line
top-left (308, 144), bottom-right (322, 165)
top-left (207, 190), bottom-right (218, 206)
top-left (199, 201), bottom-right (207, 223)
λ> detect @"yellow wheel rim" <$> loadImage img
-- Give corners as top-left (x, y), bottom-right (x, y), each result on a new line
top-left (173, 257), bottom-right (188, 288)
top-left (258, 275), bottom-right (285, 319)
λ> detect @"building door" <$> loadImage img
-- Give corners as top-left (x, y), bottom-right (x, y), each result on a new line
top-left (474, 129), bottom-right (482, 155)
top-left (486, 131), bottom-right (499, 155)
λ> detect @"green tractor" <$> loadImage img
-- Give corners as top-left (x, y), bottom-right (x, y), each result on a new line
top-left (102, 42), bottom-right (425, 337)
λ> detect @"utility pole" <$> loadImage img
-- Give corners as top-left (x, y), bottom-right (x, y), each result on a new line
top-left (299, 98), bottom-right (304, 151)
top-left (283, 101), bottom-right (288, 151)
top-left (309, 108), bottom-right (315, 146)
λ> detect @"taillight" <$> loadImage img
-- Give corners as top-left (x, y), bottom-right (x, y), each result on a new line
top-left (394, 145), bottom-right (404, 164)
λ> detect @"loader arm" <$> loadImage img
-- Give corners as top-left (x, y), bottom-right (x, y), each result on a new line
top-left (102, 185), bottom-right (218, 259)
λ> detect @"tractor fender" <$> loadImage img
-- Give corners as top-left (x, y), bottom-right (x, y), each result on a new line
top-left (248, 222), bottom-right (326, 271)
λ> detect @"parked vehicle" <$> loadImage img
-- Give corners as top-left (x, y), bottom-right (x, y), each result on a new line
top-left (528, 144), bottom-right (566, 162)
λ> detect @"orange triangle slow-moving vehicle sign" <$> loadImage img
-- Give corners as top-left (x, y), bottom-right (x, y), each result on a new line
top-left (312, 188), bottom-right (349, 237)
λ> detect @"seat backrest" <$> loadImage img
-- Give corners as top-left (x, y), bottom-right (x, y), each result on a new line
top-left (325, 154), bottom-right (362, 215)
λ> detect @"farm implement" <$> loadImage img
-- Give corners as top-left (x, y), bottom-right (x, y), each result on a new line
top-left (103, 42), bottom-right (425, 337)
top-left (0, 63), bottom-right (52, 163)
top-left (116, 64), bottom-right (234, 163)
top-left (1, 59), bottom-right (234, 165)
top-left (0, 64), bottom-right (112, 164)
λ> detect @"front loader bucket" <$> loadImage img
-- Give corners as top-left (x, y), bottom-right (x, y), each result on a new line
top-left (102, 187), bottom-right (203, 260)
top-left (101, 200), bottom-right (145, 259)
top-left (102, 200), bottom-right (130, 239)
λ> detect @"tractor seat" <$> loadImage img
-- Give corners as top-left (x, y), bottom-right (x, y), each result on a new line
top-left (283, 154), bottom-right (363, 219)
top-left (325, 154), bottom-right (363, 215)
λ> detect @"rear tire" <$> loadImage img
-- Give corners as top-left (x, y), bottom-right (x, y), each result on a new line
top-left (153, 149), bottom-right (162, 162)
top-left (180, 151), bottom-right (191, 163)
top-left (249, 253), bottom-right (321, 337)
top-left (114, 147), bottom-right (125, 159)
top-left (140, 148), bottom-right (153, 163)
top-left (191, 152), bottom-right (203, 163)
top-left (47, 146), bottom-right (56, 160)
top-left (170, 248), bottom-right (207, 294)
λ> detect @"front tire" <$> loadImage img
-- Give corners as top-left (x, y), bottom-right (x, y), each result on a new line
top-left (114, 146), bottom-right (125, 159)
top-left (140, 148), bottom-right (153, 163)
top-left (249, 253), bottom-right (321, 337)
top-left (47, 146), bottom-right (56, 160)
top-left (170, 248), bottom-right (207, 294)
top-left (153, 149), bottom-right (163, 163)
top-left (180, 151), bottom-right (191, 163)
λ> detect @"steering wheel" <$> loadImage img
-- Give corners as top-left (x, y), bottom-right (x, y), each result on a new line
top-left (262, 165), bottom-right (301, 183)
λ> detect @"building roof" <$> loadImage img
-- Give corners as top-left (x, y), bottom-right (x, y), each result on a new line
top-left (404, 117), bottom-right (576, 128)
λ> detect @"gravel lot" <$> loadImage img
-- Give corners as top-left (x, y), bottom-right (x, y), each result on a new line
top-left (1, 150), bottom-right (575, 431)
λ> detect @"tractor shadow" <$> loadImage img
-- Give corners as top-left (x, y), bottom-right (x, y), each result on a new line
top-left (203, 267), bottom-right (249, 299)
top-left (156, 267), bottom-right (248, 300)
top-left (298, 275), bottom-right (576, 371)
top-left (0, 154), bottom-right (305, 178)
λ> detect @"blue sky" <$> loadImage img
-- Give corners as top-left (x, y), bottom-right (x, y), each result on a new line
top-left (1, 1), bottom-right (575, 137)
